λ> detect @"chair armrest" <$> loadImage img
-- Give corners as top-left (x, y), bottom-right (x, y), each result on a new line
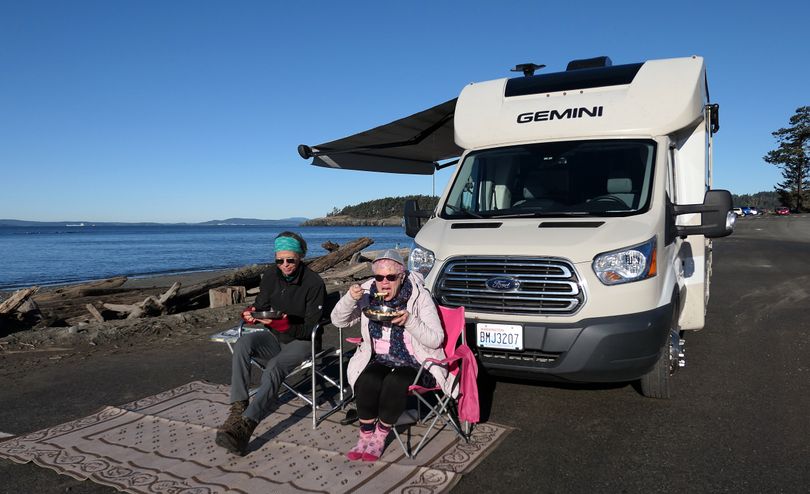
top-left (412, 354), bottom-right (464, 386)
top-left (238, 321), bottom-right (269, 337)
top-left (411, 354), bottom-right (463, 386)
top-left (422, 354), bottom-right (462, 369)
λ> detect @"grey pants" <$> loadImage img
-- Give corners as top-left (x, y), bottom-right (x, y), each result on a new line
top-left (230, 331), bottom-right (311, 423)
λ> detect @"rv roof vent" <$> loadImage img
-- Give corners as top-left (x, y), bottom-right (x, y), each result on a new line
top-left (566, 56), bottom-right (613, 71)
top-left (511, 63), bottom-right (546, 77)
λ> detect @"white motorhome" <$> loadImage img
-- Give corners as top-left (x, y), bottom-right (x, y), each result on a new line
top-left (299, 56), bottom-right (734, 398)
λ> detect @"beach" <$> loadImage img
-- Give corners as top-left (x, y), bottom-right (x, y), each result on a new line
top-left (0, 244), bottom-right (407, 354)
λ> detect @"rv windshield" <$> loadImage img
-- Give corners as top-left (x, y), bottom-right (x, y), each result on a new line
top-left (441, 139), bottom-right (655, 218)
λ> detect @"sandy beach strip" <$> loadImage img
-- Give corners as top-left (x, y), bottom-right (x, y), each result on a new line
top-left (113, 247), bottom-right (401, 289)
top-left (120, 268), bottom-right (241, 289)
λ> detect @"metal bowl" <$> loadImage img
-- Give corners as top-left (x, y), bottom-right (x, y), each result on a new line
top-left (362, 305), bottom-right (403, 322)
top-left (251, 309), bottom-right (283, 320)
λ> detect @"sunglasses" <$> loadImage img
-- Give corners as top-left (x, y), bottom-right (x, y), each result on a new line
top-left (275, 258), bottom-right (298, 265)
top-left (373, 274), bottom-right (400, 282)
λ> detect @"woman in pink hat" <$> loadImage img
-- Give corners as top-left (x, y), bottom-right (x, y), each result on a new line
top-left (331, 249), bottom-right (450, 462)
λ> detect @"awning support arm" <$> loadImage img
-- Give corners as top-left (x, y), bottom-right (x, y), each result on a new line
top-left (436, 159), bottom-right (458, 170)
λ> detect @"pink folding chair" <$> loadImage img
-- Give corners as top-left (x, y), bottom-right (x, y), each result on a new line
top-left (392, 305), bottom-right (479, 458)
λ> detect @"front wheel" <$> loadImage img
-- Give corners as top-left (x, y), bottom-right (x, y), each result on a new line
top-left (639, 305), bottom-right (683, 399)
top-left (639, 339), bottom-right (673, 398)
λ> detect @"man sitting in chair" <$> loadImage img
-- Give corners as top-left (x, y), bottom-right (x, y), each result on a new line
top-left (216, 231), bottom-right (325, 456)
top-left (331, 249), bottom-right (450, 462)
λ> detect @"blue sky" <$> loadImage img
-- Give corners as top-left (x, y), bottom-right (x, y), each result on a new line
top-left (1, 1), bottom-right (807, 222)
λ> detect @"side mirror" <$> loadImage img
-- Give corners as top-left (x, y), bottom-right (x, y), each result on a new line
top-left (404, 199), bottom-right (431, 238)
top-left (673, 189), bottom-right (735, 238)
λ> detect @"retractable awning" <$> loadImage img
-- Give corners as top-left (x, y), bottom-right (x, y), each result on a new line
top-left (297, 98), bottom-right (462, 175)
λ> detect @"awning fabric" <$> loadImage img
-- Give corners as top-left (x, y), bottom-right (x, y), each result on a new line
top-left (298, 98), bottom-right (462, 175)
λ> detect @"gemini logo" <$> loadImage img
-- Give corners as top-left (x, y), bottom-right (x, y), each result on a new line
top-left (517, 106), bottom-right (604, 123)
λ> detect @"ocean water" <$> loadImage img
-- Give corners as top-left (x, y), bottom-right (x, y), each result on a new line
top-left (0, 225), bottom-right (411, 290)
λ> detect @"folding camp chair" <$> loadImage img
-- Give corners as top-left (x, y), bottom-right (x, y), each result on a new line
top-left (210, 298), bottom-right (351, 429)
top-left (392, 304), bottom-right (479, 458)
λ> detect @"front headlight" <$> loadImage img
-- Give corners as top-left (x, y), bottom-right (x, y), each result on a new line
top-left (593, 236), bottom-right (657, 285)
top-left (408, 243), bottom-right (435, 277)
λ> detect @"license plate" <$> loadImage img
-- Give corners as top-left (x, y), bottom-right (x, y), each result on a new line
top-left (476, 323), bottom-right (523, 350)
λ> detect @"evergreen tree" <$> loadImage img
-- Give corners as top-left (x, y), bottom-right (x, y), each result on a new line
top-left (732, 191), bottom-right (780, 210)
top-left (331, 195), bottom-right (439, 218)
top-left (763, 106), bottom-right (810, 211)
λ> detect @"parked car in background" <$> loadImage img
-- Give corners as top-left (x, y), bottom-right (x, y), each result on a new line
top-left (733, 207), bottom-right (744, 216)
top-left (742, 206), bottom-right (758, 216)
top-left (775, 207), bottom-right (790, 215)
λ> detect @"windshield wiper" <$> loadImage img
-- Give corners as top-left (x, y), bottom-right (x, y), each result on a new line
top-left (444, 204), bottom-right (484, 218)
top-left (488, 211), bottom-right (589, 218)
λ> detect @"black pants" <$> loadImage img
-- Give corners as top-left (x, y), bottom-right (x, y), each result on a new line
top-left (354, 362), bottom-right (417, 425)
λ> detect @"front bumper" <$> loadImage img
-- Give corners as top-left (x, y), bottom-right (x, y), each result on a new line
top-left (468, 303), bottom-right (673, 383)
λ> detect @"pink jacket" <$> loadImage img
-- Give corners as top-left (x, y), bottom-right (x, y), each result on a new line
top-left (331, 271), bottom-right (452, 396)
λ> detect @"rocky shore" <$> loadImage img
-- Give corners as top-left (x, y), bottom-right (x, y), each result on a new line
top-left (0, 245), bottom-right (408, 357)
top-left (301, 215), bottom-right (402, 226)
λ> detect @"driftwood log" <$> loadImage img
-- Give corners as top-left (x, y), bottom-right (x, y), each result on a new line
top-left (102, 282), bottom-right (182, 320)
top-left (0, 287), bottom-right (39, 315)
top-left (33, 277), bottom-right (128, 304)
top-left (169, 265), bottom-right (270, 309)
top-left (322, 241), bottom-right (340, 252)
top-left (324, 263), bottom-right (372, 280)
top-left (85, 303), bottom-right (105, 323)
top-left (167, 237), bottom-right (371, 308)
top-left (307, 237), bottom-right (373, 273)
top-left (209, 286), bottom-right (246, 308)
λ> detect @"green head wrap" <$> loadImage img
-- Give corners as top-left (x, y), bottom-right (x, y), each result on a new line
top-left (274, 236), bottom-right (304, 255)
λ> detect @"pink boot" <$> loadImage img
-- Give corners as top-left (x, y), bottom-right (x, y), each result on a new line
top-left (346, 429), bottom-right (373, 461)
top-left (362, 424), bottom-right (390, 462)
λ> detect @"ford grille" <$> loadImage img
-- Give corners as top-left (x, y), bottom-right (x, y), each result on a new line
top-left (434, 257), bottom-right (584, 315)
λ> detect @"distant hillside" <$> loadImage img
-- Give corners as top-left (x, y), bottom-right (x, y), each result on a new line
top-left (0, 218), bottom-right (307, 227)
top-left (302, 195), bottom-right (439, 226)
top-left (196, 217), bottom-right (307, 226)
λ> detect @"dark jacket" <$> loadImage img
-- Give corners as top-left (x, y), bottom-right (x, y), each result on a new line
top-left (254, 263), bottom-right (326, 343)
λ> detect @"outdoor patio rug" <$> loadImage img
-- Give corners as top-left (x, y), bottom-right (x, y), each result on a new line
top-left (0, 381), bottom-right (511, 493)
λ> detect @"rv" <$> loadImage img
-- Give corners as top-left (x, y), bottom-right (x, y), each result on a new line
top-left (299, 56), bottom-right (735, 398)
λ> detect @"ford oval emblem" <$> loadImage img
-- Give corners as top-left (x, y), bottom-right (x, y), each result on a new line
top-left (485, 277), bottom-right (520, 291)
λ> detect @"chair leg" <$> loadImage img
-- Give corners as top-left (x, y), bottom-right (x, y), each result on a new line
top-left (310, 333), bottom-right (319, 429)
top-left (392, 427), bottom-right (412, 458)
top-left (406, 394), bottom-right (467, 459)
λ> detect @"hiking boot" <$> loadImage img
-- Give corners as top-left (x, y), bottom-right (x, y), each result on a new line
top-left (219, 400), bottom-right (249, 432)
top-left (215, 415), bottom-right (257, 456)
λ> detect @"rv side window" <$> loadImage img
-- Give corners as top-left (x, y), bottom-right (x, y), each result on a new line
top-left (441, 139), bottom-right (656, 219)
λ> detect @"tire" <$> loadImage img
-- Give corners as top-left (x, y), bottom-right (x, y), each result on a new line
top-left (639, 299), bottom-right (679, 399)
top-left (639, 341), bottom-right (671, 399)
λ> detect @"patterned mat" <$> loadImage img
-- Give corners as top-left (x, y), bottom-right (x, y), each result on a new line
top-left (0, 381), bottom-right (510, 493)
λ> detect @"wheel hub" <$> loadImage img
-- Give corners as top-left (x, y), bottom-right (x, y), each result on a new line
top-left (668, 330), bottom-right (686, 374)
